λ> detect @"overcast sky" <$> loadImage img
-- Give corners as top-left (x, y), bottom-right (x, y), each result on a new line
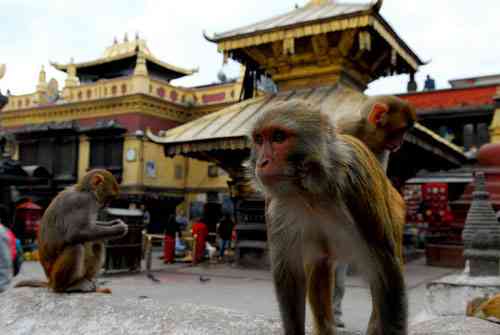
top-left (1, 0), bottom-right (499, 96)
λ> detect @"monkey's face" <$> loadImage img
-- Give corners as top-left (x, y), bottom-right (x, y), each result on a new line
top-left (95, 175), bottom-right (119, 207)
top-left (380, 110), bottom-right (414, 152)
top-left (248, 100), bottom-right (331, 196)
top-left (251, 126), bottom-right (297, 186)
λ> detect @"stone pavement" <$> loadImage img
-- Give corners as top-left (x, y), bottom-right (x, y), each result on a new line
top-left (0, 288), bottom-right (357, 335)
top-left (4, 253), bottom-right (499, 334)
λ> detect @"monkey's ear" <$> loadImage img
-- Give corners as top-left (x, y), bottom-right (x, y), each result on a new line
top-left (367, 103), bottom-right (389, 128)
top-left (91, 174), bottom-right (104, 188)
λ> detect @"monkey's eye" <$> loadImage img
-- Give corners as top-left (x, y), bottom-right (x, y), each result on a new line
top-left (272, 130), bottom-right (287, 143)
top-left (253, 134), bottom-right (263, 145)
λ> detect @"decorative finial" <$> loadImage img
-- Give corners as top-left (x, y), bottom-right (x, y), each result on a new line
top-left (70, 57), bottom-right (74, 64)
top-left (124, 32), bottom-right (129, 42)
top-left (114, 36), bottom-right (118, 44)
top-left (0, 64), bottom-right (6, 80)
top-left (38, 65), bottom-right (47, 83)
top-left (135, 32), bottom-right (140, 40)
top-left (307, 0), bottom-right (329, 6)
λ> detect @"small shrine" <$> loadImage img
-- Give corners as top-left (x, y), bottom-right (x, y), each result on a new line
top-left (148, 0), bottom-right (465, 265)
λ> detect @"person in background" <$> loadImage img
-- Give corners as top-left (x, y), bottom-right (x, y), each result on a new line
top-left (176, 210), bottom-right (188, 232)
top-left (140, 204), bottom-right (151, 228)
top-left (0, 222), bottom-right (23, 292)
top-left (217, 213), bottom-right (234, 262)
top-left (163, 214), bottom-right (180, 264)
top-left (332, 263), bottom-right (348, 328)
top-left (191, 216), bottom-right (208, 264)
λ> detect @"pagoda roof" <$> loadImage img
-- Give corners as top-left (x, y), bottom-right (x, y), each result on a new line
top-left (212, 1), bottom-right (374, 40)
top-left (206, 0), bottom-right (423, 71)
top-left (146, 85), bottom-right (463, 165)
top-left (51, 37), bottom-right (197, 80)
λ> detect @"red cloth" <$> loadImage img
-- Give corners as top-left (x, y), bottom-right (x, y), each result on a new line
top-left (163, 235), bottom-right (175, 263)
top-left (1, 224), bottom-right (16, 260)
top-left (192, 221), bottom-right (208, 263)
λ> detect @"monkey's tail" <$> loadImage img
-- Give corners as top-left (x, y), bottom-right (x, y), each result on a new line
top-left (14, 279), bottom-right (49, 288)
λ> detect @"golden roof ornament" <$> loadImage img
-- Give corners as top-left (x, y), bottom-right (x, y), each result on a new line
top-left (38, 65), bottom-right (47, 84)
top-left (0, 64), bottom-right (5, 80)
top-left (307, 0), bottom-right (331, 6)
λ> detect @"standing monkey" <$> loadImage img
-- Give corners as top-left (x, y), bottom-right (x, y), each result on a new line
top-left (15, 169), bottom-right (127, 293)
top-left (248, 100), bottom-right (407, 335)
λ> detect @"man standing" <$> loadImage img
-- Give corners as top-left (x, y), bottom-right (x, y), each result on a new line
top-left (217, 214), bottom-right (234, 261)
top-left (163, 214), bottom-right (180, 264)
top-left (333, 264), bottom-right (348, 328)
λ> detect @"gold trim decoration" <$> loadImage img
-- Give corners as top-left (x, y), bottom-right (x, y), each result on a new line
top-left (0, 95), bottom-right (189, 128)
top-left (372, 18), bottom-right (418, 70)
top-left (52, 52), bottom-right (196, 76)
top-left (414, 123), bottom-right (464, 154)
top-left (217, 16), bottom-right (372, 52)
top-left (216, 15), bottom-right (420, 72)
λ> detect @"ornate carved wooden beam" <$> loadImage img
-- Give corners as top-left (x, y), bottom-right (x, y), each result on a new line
top-left (337, 30), bottom-right (358, 57)
top-left (244, 47), bottom-right (268, 67)
top-left (311, 34), bottom-right (331, 66)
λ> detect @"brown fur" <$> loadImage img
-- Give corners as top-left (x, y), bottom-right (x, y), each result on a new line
top-left (15, 169), bottom-right (127, 294)
top-left (249, 100), bottom-right (407, 335)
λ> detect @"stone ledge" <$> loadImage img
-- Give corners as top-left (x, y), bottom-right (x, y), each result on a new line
top-left (426, 274), bottom-right (500, 316)
top-left (409, 316), bottom-right (500, 335)
top-left (0, 288), bottom-right (358, 335)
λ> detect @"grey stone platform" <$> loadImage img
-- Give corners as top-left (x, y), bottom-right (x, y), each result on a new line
top-left (426, 273), bottom-right (500, 316)
top-left (410, 316), bottom-right (500, 335)
top-left (0, 288), bottom-right (357, 335)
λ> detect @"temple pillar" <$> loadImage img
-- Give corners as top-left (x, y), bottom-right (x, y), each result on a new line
top-left (488, 87), bottom-right (500, 142)
top-left (122, 135), bottom-right (143, 186)
top-left (131, 50), bottom-right (149, 94)
top-left (78, 135), bottom-right (90, 179)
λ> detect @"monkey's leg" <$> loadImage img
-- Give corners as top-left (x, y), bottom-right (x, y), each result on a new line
top-left (305, 253), bottom-right (335, 335)
top-left (50, 245), bottom-right (86, 293)
top-left (270, 248), bottom-right (306, 335)
top-left (83, 242), bottom-right (111, 294)
top-left (367, 249), bottom-right (407, 335)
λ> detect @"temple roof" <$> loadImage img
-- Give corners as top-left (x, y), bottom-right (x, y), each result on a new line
top-left (147, 85), bottom-right (463, 164)
top-left (211, 1), bottom-right (374, 41)
top-left (207, 0), bottom-right (423, 71)
top-left (399, 85), bottom-right (497, 112)
top-left (51, 36), bottom-right (197, 82)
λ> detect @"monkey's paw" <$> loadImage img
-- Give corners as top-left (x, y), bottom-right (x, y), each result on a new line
top-left (118, 222), bottom-right (128, 237)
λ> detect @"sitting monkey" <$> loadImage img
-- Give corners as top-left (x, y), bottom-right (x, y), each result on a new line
top-left (16, 169), bottom-right (128, 293)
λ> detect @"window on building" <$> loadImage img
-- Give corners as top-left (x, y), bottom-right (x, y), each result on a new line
top-left (89, 136), bottom-right (124, 176)
top-left (53, 136), bottom-right (78, 179)
top-left (477, 123), bottom-right (490, 147)
top-left (462, 123), bottom-right (490, 150)
top-left (463, 124), bottom-right (474, 150)
top-left (19, 140), bottom-right (38, 166)
top-left (175, 165), bottom-right (184, 179)
top-left (208, 165), bottom-right (219, 178)
top-left (19, 135), bottom-right (78, 180)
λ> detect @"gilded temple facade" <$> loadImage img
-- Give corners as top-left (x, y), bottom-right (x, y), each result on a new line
top-left (0, 35), bottom-right (243, 231)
